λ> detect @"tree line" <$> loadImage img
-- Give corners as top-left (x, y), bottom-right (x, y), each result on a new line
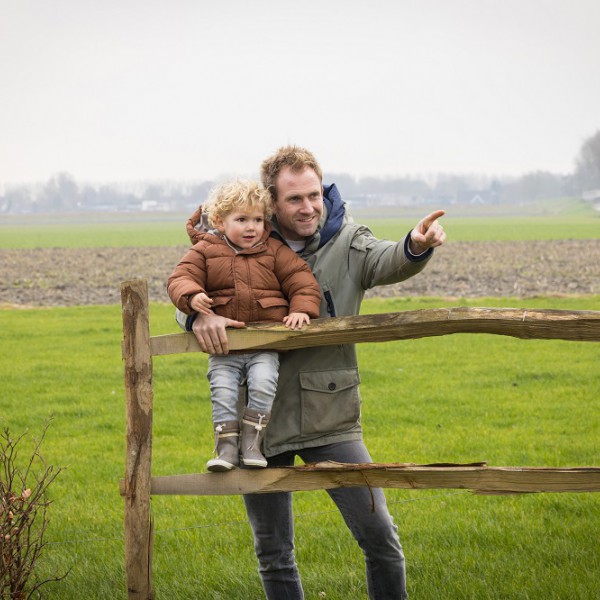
top-left (2, 130), bottom-right (599, 215)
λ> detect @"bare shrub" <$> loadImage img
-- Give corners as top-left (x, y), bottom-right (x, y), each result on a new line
top-left (0, 423), bottom-right (67, 599)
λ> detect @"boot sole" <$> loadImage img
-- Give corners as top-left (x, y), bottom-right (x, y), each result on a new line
top-left (207, 459), bottom-right (237, 472)
top-left (242, 458), bottom-right (268, 468)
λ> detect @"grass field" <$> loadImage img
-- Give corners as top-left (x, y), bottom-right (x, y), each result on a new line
top-left (1, 207), bottom-right (599, 597)
top-left (1, 198), bottom-right (599, 248)
top-left (1, 295), bottom-right (599, 599)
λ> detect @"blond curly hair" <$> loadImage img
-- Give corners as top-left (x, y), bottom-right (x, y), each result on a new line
top-left (204, 179), bottom-right (273, 228)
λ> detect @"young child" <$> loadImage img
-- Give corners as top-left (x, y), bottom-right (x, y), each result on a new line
top-left (168, 179), bottom-right (321, 471)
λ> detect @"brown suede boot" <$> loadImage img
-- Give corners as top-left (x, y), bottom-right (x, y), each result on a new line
top-left (241, 408), bottom-right (270, 468)
top-left (206, 421), bottom-right (240, 472)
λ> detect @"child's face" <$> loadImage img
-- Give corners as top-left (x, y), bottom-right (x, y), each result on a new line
top-left (216, 207), bottom-right (266, 249)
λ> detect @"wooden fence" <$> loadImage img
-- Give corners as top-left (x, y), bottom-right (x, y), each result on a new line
top-left (119, 279), bottom-right (600, 599)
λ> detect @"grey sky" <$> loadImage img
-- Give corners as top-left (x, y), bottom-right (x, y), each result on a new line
top-left (1, 0), bottom-right (599, 184)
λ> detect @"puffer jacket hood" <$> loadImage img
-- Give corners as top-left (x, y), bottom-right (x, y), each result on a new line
top-left (186, 205), bottom-right (210, 244)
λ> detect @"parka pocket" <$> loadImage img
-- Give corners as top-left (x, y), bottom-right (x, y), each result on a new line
top-left (299, 368), bottom-right (361, 435)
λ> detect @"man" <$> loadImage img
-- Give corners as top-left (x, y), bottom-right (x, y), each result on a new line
top-left (180, 146), bottom-right (445, 599)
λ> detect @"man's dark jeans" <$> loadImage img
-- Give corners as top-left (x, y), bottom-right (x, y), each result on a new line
top-left (243, 440), bottom-right (407, 599)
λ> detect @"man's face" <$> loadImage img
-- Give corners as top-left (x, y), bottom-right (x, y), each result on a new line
top-left (273, 166), bottom-right (324, 241)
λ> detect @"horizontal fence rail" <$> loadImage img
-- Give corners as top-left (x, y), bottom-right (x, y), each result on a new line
top-left (149, 307), bottom-right (600, 357)
top-left (118, 462), bottom-right (600, 497)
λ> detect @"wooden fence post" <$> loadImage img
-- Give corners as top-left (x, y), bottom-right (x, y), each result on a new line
top-left (121, 279), bottom-right (154, 600)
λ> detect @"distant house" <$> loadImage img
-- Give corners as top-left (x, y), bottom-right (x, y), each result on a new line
top-left (457, 190), bottom-right (496, 205)
top-left (582, 189), bottom-right (600, 212)
top-left (582, 189), bottom-right (600, 202)
top-left (141, 200), bottom-right (170, 212)
top-left (419, 194), bottom-right (455, 206)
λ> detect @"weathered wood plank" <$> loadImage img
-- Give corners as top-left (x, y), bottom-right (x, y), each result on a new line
top-left (150, 307), bottom-right (600, 356)
top-left (118, 463), bottom-right (600, 496)
top-left (121, 279), bottom-right (154, 600)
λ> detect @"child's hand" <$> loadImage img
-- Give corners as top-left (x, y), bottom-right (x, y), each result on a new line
top-left (190, 293), bottom-right (214, 315)
top-left (283, 312), bottom-right (310, 330)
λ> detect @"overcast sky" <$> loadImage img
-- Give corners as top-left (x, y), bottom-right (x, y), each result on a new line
top-left (1, 0), bottom-right (599, 185)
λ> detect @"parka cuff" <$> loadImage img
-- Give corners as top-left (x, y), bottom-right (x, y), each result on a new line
top-left (185, 313), bottom-right (198, 331)
top-left (175, 308), bottom-right (197, 332)
top-left (404, 230), bottom-right (434, 262)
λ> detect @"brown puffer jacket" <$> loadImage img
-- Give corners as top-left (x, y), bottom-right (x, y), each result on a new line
top-left (168, 216), bottom-right (321, 324)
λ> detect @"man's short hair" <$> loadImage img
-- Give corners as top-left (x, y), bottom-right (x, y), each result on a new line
top-left (260, 145), bottom-right (323, 200)
top-left (204, 179), bottom-right (273, 227)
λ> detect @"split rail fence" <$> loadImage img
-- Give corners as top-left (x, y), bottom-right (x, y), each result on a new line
top-left (119, 278), bottom-right (600, 599)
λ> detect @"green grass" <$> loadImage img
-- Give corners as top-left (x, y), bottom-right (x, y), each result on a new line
top-left (0, 217), bottom-right (191, 248)
top-left (364, 214), bottom-right (600, 242)
top-left (350, 198), bottom-right (600, 241)
top-left (1, 296), bottom-right (599, 598)
top-left (1, 198), bottom-right (599, 247)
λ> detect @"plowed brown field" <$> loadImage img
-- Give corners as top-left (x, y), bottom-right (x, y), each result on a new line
top-left (1, 240), bottom-right (598, 307)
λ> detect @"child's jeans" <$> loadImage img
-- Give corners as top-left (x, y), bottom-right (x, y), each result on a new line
top-left (207, 351), bottom-right (279, 422)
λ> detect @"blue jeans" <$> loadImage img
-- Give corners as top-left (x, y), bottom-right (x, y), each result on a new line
top-left (207, 352), bottom-right (279, 422)
top-left (243, 440), bottom-right (407, 599)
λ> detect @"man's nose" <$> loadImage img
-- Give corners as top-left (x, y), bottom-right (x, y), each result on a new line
top-left (299, 198), bottom-right (313, 212)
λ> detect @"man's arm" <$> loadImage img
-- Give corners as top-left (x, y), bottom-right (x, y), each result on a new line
top-left (353, 210), bottom-right (446, 289)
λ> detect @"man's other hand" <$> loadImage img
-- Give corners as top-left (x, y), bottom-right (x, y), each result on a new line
top-left (192, 312), bottom-right (245, 355)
